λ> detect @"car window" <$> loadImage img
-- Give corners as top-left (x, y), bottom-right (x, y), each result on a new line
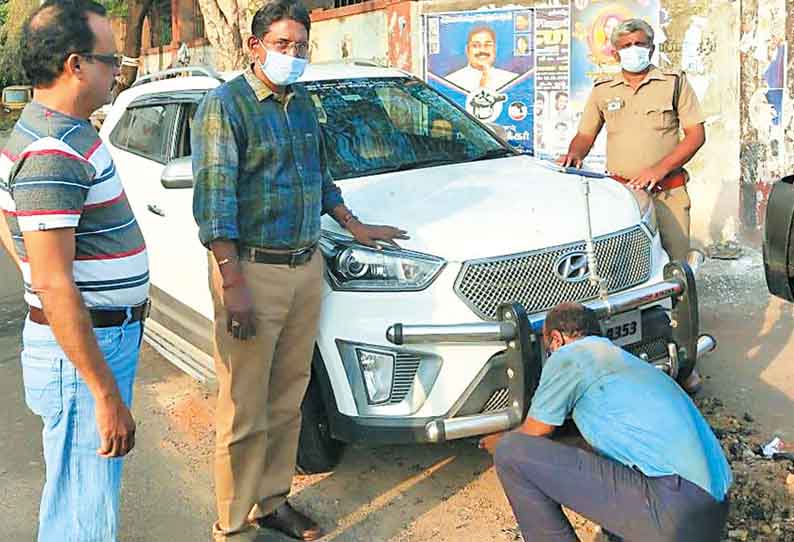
top-left (110, 103), bottom-right (179, 163)
top-left (304, 77), bottom-right (511, 180)
top-left (173, 102), bottom-right (200, 159)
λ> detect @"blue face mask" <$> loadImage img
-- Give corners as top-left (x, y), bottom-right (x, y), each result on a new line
top-left (258, 45), bottom-right (307, 86)
top-left (617, 45), bottom-right (651, 73)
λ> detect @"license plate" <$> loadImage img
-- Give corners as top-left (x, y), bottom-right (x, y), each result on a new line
top-left (601, 310), bottom-right (642, 346)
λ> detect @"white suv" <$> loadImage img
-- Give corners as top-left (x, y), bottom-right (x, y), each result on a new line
top-left (100, 63), bottom-right (714, 473)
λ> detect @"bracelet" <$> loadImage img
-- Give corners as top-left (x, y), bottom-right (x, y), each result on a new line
top-left (216, 256), bottom-right (238, 268)
top-left (339, 211), bottom-right (358, 228)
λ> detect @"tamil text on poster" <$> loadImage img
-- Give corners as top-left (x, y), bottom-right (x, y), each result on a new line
top-left (534, 6), bottom-right (571, 160)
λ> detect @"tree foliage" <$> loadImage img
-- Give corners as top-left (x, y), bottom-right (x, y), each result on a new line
top-left (0, 0), bottom-right (37, 88)
top-left (0, 1), bottom-right (9, 28)
top-left (102, 0), bottom-right (129, 18)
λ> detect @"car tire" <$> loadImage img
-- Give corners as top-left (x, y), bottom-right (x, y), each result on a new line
top-left (764, 175), bottom-right (794, 301)
top-left (297, 374), bottom-right (345, 474)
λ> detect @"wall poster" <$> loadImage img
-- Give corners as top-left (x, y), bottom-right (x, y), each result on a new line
top-left (425, 8), bottom-right (536, 152)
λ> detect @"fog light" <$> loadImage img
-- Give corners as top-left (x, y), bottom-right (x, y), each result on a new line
top-left (356, 349), bottom-right (394, 404)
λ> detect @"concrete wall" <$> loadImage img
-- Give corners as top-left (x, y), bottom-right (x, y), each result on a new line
top-left (737, 0), bottom-right (794, 233)
top-left (310, 0), bottom-right (422, 76)
top-left (311, 8), bottom-right (390, 66)
top-left (659, 0), bottom-right (743, 247)
top-left (139, 43), bottom-right (216, 75)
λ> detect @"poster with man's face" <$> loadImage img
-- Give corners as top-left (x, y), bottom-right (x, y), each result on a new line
top-left (425, 9), bottom-right (535, 152)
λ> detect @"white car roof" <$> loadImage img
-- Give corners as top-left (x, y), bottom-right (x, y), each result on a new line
top-left (116, 62), bottom-right (409, 105)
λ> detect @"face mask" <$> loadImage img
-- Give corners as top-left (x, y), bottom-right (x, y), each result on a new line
top-left (617, 45), bottom-right (651, 73)
top-left (259, 46), bottom-right (307, 86)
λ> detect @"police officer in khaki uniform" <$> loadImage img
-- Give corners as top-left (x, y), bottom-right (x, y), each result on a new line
top-left (559, 18), bottom-right (706, 263)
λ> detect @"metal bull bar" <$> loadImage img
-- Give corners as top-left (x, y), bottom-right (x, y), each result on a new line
top-left (385, 250), bottom-right (715, 443)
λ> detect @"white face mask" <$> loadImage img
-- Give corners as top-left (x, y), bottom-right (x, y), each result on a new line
top-left (617, 45), bottom-right (651, 73)
top-left (258, 46), bottom-right (307, 86)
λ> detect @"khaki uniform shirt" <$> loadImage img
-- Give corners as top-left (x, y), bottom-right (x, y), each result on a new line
top-left (577, 65), bottom-right (705, 178)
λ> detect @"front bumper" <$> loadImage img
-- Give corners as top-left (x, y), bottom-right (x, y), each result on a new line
top-left (378, 253), bottom-right (715, 443)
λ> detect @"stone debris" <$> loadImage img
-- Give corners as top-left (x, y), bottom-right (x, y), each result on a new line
top-left (697, 397), bottom-right (794, 542)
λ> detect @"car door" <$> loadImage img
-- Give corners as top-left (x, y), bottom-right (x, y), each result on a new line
top-left (154, 101), bottom-right (216, 322)
top-left (105, 101), bottom-right (182, 308)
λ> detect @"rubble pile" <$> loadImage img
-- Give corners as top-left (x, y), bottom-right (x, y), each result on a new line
top-left (696, 397), bottom-right (794, 541)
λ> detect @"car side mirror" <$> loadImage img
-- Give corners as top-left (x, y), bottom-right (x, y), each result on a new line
top-left (160, 156), bottom-right (194, 189)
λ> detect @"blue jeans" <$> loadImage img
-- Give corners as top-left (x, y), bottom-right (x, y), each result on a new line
top-left (21, 316), bottom-right (142, 542)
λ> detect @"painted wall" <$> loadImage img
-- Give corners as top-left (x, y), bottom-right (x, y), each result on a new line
top-left (310, 8), bottom-right (390, 66)
top-left (659, 0), bottom-right (743, 246)
top-left (738, 0), bottom-right (794, 233)
top-left (140, 44), bottom-right (216, 75)
top-left (310, 1), bottom-right (422, 75)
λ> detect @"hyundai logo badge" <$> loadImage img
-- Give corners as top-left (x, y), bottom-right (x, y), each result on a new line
top-left (555, 252), bottom-right (590, 283)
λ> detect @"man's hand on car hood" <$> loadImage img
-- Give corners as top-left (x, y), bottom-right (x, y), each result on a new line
top-left (348, 221), bottom-right (410, 249)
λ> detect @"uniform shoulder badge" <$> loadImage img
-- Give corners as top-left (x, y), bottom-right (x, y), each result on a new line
top-left (593, 75), bottom-right (614, 86)
top-left (660, 68), bottom-right (683, 78)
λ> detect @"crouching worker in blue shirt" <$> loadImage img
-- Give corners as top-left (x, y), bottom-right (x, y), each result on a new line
top-left (479, 302), bottom-right (732, 542)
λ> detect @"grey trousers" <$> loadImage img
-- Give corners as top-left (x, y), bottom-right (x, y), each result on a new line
top-left (494, 433), bottom-right (729, 542)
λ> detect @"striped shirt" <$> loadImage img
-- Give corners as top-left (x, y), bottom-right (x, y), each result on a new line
top-left (0, 102), bottom-right (149, 309)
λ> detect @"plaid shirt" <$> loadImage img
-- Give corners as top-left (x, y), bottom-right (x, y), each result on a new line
top-left (191, 67), bottom-right (344, 250)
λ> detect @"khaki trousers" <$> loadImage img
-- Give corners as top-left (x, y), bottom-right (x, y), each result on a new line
top-left (208, 251), bottom-right (323, 540)
top-left (652, 185), bottom-right (691, 262)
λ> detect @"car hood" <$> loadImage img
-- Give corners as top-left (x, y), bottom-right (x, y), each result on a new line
top-left (324, 155), bottom-right (643, 262)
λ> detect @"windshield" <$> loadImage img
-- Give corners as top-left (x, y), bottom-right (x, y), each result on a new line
top-left (303, 77), bottom-right (515, 180)
top-left (3, 89), bottom-right (30, 103)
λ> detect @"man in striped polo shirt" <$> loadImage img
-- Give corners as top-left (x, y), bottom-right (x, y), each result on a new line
top-left (0, 2), bottom-right (148, 541)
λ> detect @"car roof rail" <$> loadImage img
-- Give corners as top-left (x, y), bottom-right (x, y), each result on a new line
top-left (131, 65), bottom-right (223, 87)
top-left (311, 58), bottom-right (384, 68)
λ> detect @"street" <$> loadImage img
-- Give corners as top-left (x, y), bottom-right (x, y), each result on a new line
top-left (2, 108), bottom-right (794, 542)
top-left (2, 247), bottom-right (794, 541)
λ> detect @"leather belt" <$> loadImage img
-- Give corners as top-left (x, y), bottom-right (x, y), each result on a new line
top-left (239, 244), bottom-right (317, 267)
top-left (28, 301), bottom-right (150, 328)
top-left (610, 169), bottom-right (687, 194)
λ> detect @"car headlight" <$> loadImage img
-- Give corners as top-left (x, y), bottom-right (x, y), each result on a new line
top-left (320, 232), bottom-right (446, 291)
top-left (631, 189), bottom-right (658, 236)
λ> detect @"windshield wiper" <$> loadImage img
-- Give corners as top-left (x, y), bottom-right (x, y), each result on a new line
top-left (466, 148), bottom-right (516, 162)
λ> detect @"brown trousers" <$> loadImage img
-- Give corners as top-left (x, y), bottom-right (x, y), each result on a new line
top-left (653, 185), bottom-right (691, 262)
top-left (208, 252), bottom-right (323, 540)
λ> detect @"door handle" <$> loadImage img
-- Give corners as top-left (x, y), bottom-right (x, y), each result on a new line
top-left (147, 204), bottom-right (165, 217)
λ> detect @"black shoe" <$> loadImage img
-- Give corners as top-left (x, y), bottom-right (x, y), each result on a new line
top-left (254, 502), bottom-right (324, 541)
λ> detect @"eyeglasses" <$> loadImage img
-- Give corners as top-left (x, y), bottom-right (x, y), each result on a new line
top-left (261, 39), bottom-right (309, 58)
top-left (77, 52), bottom-right (123, 68)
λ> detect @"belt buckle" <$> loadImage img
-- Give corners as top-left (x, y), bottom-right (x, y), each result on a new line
top-left (289, 248), bottom-right (308, 268)
top-left (289, 245), bottom-right (314, 268)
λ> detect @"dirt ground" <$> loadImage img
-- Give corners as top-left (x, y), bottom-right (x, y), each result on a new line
top-left (132, 249), bottom-right (794, 542)
top-left (2, 119), bottom-right (794, 539)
